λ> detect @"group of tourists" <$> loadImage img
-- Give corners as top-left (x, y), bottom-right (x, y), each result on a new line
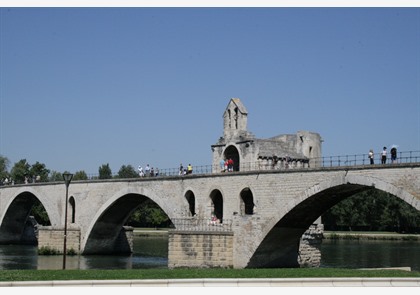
top-left (368, 146), bottom-right (398, 165)
top-left (220, 158), bottom-right (234, 172)
top-left (179, 163), bottom-right (193, 175)
top-left (138, 164), bottom-right (159, 177)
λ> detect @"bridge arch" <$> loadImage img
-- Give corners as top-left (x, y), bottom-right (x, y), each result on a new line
top-left (261, 174), bottom-right (420, 244)
top-left (81, 186), bottom-right (183, 254)
top-left (247, 174), bottom-right (420, 268)
top-left (0, 187), bottom-right (60, 228)
top-left (0, 189), bottom-right (57, 245)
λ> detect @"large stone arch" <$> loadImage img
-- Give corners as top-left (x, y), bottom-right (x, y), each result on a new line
top-left (81, 186), bottom-right (181, 254)
top-left (0, 187), bottom-right (60, 227)
top-left (0, 189), bottom-right (56, 245)
top-left (83, 193), bottom-right (150, 254)
top-left (246, 174), bottom-right (420, 268)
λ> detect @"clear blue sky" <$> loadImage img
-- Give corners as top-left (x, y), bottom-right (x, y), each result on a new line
top-left (1, 7), bottom-right (419, 175)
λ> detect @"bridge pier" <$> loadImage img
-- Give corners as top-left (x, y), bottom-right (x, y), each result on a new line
top-left (298, 224), bottom-right (323, 268)
top-left (37, 226), bottom-right (134, 255)
top-left (38, 225), bottom-right (81, 254)
top-left (168, 230), bottom-right (234, 268)
top-left (167, 218), bottom-right (323, 269)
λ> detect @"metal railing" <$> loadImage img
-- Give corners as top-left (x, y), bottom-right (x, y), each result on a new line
top-left (152, 150), bottom-right (420, 176)
top-left (313, 150), bottom-right (420, 167)
top-left (3, 150), bottom-right (416, 184)
top-left (170, 218), bottom-right (232, 232)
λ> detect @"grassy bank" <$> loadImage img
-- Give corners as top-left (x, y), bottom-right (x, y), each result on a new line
top-left (133, 228), bottom-right (168, 237)
top-left (0, 268), bottom-right (419, 282)
top-left (324, 231), bottom-right (420, 241)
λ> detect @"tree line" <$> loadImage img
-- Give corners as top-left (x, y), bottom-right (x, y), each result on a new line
top-left (1, 155), bottom-right (419, 232)
top-left (322, 190), bottom-right (420, 233)
top-left (0, 155), bottom-right (167, 227)
top-left (0, 156), bottom-right (142, 184)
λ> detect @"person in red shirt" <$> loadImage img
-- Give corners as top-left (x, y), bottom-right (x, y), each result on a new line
top-left (228, 158), bottom-right (234, 172)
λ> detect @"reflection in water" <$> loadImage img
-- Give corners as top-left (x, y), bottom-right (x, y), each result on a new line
top-left (1, 236), bottom-right (419, 271)
top-left (320, 239), bottom-right (420, 271)
top-left (0, 236), bottom-right (169, 270)
top-left (0, 244), bottom-right (38, 270)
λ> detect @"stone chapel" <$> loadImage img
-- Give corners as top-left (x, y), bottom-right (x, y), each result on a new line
top-left (211, 98), bottom-right (323, 172)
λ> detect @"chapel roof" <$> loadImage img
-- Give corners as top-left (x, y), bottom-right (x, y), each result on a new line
top-left (226, 98), bottom-right (248, 114)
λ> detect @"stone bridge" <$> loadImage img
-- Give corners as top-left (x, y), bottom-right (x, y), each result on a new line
top-left (0, 163), bottom-right (419, 269)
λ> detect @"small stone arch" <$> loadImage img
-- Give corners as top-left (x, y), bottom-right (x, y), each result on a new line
top-left (240, 188), bottom-right (254, 215)
top-left (184, 190), bottom-right (196, 216)
top-left (210, 189), bottom-right (224, 223)
top-left (69, 196), bottom-right (76, 223)
top-left (224, 145), bottom-right (240, 171)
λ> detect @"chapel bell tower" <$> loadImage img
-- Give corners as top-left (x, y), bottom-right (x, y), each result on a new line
top-left (223, 98), bottom-right (249, 139)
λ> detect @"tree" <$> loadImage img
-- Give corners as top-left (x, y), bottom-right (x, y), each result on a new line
top-left (98, 163), bottom-right (112, 179)
top-left (30, 161), bottom-right (50, 182)
top-left (49, 171), bottom-right (63, 182)
top-left (30, 199), bottom-right (51, 226)
top-left (73, 170), bottom-right (88, 180)
top-left (10, 159), bottom-right (31, 184)
top-left (117, 165), bottom-right (138, 179)
top-left (0, 155), bottom-right (10, 180)
top-left (322, 189), bottom-right (420, 233)
top-left (127, 199), bottom-right (170, 228)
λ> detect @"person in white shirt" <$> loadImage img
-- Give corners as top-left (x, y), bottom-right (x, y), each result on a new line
top-left (381, 147), bottom-right (387, 164)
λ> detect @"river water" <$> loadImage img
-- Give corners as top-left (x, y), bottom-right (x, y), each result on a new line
top-left (0, 236), bottom-right (419, 271)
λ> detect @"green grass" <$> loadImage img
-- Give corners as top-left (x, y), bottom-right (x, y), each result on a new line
top-left (0, 268), bottom-right (419, 282)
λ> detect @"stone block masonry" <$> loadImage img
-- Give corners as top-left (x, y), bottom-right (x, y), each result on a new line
top-left (38, 226), bottom-right (81, 254)
top-left (168, 231), bottom-right (234, 268)
top-left (298, 224), bottom-right (323, 267)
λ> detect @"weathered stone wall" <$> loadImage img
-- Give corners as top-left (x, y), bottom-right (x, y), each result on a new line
top-left (38, 226), bottom-right (81, 254)
top-left (168, 231), bottom-right (234, 268)
top-left (298, 224), bottom-right (323, 267)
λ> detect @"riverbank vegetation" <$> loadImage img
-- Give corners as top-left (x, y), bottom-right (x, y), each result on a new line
top-left (324, 231), bottom-right (420, 240)
top-left (0, 268), bottom-right (419, 282)
top-left (322, 190), bottom-right (420, 234)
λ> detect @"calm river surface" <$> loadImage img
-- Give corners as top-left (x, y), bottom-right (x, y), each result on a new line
top-left (0, 236), bottom-right (419, 271)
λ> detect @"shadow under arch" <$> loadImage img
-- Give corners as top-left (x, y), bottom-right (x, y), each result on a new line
top-left (83, 193), bottom-right (169, 255)
top-left (0, 191), bottom-right (50, 245)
